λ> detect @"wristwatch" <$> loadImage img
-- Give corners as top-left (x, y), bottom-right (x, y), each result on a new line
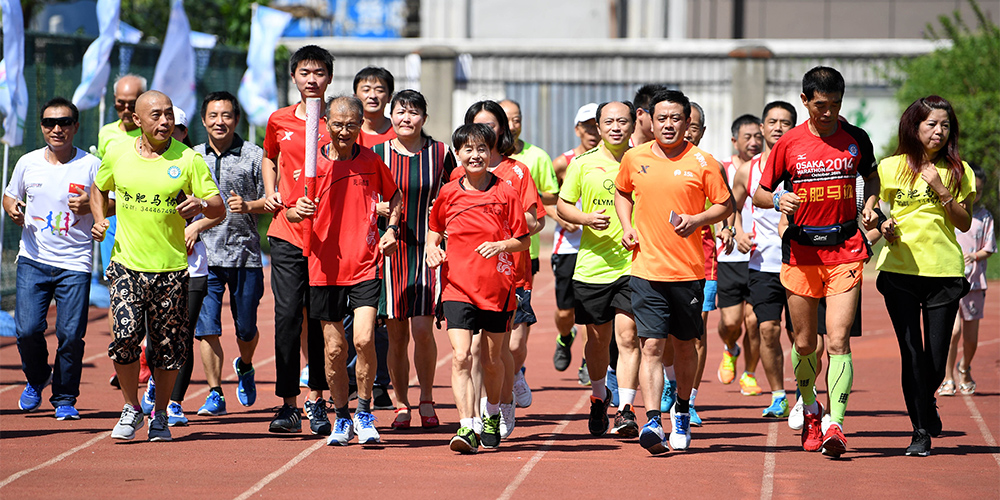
top-left (387, 224), bottom-right (400, 236)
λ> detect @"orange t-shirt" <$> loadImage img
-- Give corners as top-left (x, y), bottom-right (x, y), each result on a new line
top-left (263, 104), bottom-right (329, 249)
top-left (358, 126), bottom-right (396, 149)
top-left (614, 141), bottom-right (731, 282)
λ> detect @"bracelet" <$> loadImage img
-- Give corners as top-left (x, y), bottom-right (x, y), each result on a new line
top-left (941, 197), bottom-right (954, 206)
top-left (772, 189), bottom-right (786, 211)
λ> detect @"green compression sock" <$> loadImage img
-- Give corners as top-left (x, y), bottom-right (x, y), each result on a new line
top-left (792, 347), bottom-right (818, 406)
top-left (827, 353), bottom-right (854, 426)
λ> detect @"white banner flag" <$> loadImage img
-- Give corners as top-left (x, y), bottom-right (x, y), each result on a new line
top-left (72, 0), bottom-right (121, 111)
top-left (0, 0), bottom-right (28, 146)
top-left (239, 4), bottom-right (293, 127)
top-left (151, 0), bottom-right (196, 118)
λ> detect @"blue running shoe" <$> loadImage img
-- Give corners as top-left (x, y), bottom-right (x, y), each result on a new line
top-left (167, 402), bottom-right (189, 426)
top-left (299, 365), bottom-right (309, 388)
top-left (763, 396), bottom-right (790, 418)
top-left (689, 405), bottom-right (702, 427)
top-left (354, 411), bottom-right (381, 446)
top-left (328, 417), bottom-right (354, 445)
top-left (669, 405), bottom-right (691, 450)
top-left (18, 374), bottom-right (50, 412)
top-left (233, 358), bottom-right (256, 407)
top-left (607, 368), bottom-right (620, 407)
top-left (660, 379), bottom-right (676, 413)
top-left (140, 379), bottom-right (156, 415)
top-left (197, 391), bottom-right (227, 416)
top-left (639, 416), bottom-right (669, 455)
top-left (54, 405), bottom-right (80, 420)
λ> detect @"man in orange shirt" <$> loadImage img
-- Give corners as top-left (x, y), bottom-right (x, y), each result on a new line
top-left (614, 90), bottom-right (731, 454)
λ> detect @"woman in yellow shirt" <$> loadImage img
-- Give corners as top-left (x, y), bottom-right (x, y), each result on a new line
top-left (874, 95), bottom-right (974, 458)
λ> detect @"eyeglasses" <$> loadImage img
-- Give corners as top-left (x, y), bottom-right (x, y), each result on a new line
top-left (329, 122), bottom-right (360, 132)
top-left (41, 117), bottom-right (76, 129)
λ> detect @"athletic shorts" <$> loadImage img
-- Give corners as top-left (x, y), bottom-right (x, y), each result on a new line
top-left (551, 253), bottom-right (577, 310)
top-left (309, 279), bottom-right (381, 322)
top-left (630, 276), bottom-right (704, 341)
top-left (513, 287), bottom-right (537, 326)
top-left (443, 301), bottom-right (512, 334)
top-left (573, 276), bottom-right (632, 325)
top-left (780, 261), bottom-right (863, 299)
top-left (959, 289), bottom-right (986, 321)
top-left (748, 269), bottom-right (786, 323)
top-left (702, 280), bottom-right (718, 312)
top-left (531, 258), bottom-right (540, 276)
top-left (106, 261), bottom-right (190, 370)
top-left (717, 261), bottom-right (751, 308)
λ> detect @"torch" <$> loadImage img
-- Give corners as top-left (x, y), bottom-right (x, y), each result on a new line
top-left (301, 97), bottom-right (321, 257)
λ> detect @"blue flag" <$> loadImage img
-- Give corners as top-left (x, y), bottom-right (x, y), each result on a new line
top-left (239, 5), bottom-right (293, 127)
top-left (0, 0), bottom-right (28, 146)
top-left (72, 0), bottom-right (121, 111)
top-left (151, 0), bottom-right (196, 118)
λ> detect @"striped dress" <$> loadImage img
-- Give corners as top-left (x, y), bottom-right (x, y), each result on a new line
top-left (373, 138), bottom-right (457, 318)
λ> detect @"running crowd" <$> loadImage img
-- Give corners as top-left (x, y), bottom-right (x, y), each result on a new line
top-left (5, 45), bottom-right (994, 459)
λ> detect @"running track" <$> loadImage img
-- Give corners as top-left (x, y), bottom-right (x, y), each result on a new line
top-left (1, 254), bottom-right (998, 499)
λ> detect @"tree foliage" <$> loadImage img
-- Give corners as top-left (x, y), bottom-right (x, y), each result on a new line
top-left (893, 0), bottom-right (1000, 217)
top-left (120, 0), bottom-right (263, 47)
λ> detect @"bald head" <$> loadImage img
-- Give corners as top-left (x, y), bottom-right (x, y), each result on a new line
top-left (327, 95), bottom-right (363, 122)
top-left (133, 91), bottom-right (175, 146)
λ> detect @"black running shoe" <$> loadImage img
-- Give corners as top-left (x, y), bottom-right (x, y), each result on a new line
top-left (588, 388), bottom-right (612, 436)
top-left (268, 404), bottom-right (302, 433)
top-left (373, 385), bottom-right (394, 410)
top-left (481, 413), bottom-right (501, 449)
top-left (927, 401), bottom-right (942, 437)
top-left (611, 404), bottom-right (639, 438)
top-left (553, 328), bottom-right (575, 372)
top-left (304, 398), bottom-right (331, 436)
top-left (905, 429), bottom-right (931, 457)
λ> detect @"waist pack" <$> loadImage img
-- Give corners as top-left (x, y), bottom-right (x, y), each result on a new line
top-left (786, 219), bottom-right (858, 247)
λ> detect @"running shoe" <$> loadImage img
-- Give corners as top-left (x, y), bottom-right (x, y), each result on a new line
top-left (233, 358), bottom-right (257, 407)
top-left (167, 402), bottom-right (188, 426)
top-left (328, 417), bottom-right (354, 445)
top-left (611, 404), bottom-right (639, 438)
top-left (660, 379), bottom-right (677, 413)
top-left (689, 405), bottom-right (702, 427)
top-left (514, 367), bottom-right (532, 408)
top-left (499, 402), bottom-right (516, 438)
top-left (639, 416), bottom-right (668, 455)
top-left (197, 391), bottom-right (227, 416)
top-left (578, 361), bottom-right (591, 386)
top-left (607, 368), bottom-right (619, 407)
top-left (450, 427), bottom-right (479, 454)
top-left (739, 372), bottom-right (762, 396)
top-left (111, 404), bottom-right (145, 440)
top-left (553, 328), bottom-right (575, 372)
top-left (372, 385), bottom-right (394, 411)
top-left (717, 345), bottom-right (740, 384)
top-left (299, 365), bottom-right (309, 388)
top-left (354, 411), bottom-right (381, 445)
top-left (18, 374), bottom-right (51, 412)
top-left (821, 422), bottom-right (847, 458)
top-left (55, 405), bottom-right (80, 420)
top-left (788, 393), bottom-right (804, 430)
top-left (763, 396), bottom-right (790, 418)
top-left (481, 413), bottom-right (501, 449)
top-left (148, 410), bottom-right (172, 441)
top-left (140, 379), bottom-right (156, 415)
top-left (669, 404), bottom-right (691, 450)
top-left (304, 398), bottom-right (332, 436)
top-left (905, 429), bottom-right (931, 457)
top-left (801, 412), bottom-right (823, 452)
top-left (588, 388), bottom-right (612, 436)
top-left (268, 404), bottom-right (302, 433)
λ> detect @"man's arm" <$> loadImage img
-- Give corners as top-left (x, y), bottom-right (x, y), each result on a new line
top-left (614, 189), bottom-right (637, 249)
top-left (2, 194), bottom-right (26, 227)
top-left (89, 183), bottom-right (112, 241)
top-left (262, 156), bottom-right (281, 211)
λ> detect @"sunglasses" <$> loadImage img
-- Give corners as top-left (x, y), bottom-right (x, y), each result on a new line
top-left (41, 117), bottom-right (76, 128)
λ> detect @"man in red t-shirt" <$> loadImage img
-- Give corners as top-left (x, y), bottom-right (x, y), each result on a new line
top-left (261, 45), bottom-right (333, 435)
top-left (355, 67), bottom-right (396, 148)
top-left (288, 96), bottom-right (402, 446)
top-left (753, 66), bottom-right (879, 458)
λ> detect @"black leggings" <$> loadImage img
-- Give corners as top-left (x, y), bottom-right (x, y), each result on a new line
top-left (878, 272), bottom-right (962, 431)
top-left (170, 276), bottom-right (207, 401)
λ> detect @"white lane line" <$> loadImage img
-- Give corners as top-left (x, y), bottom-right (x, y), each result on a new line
top-left (963, 394), bottom-right (1000, 470)
top-left (0, 432), bottom-right (110, 489)
top-left (233, 440), bottom-right (327, 500)
top-left (497, 392), bottom-right (590, 500)
top-left (759, 421), bottom-right (779, 500)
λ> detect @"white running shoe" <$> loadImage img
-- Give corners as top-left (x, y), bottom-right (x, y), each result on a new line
top-left (788, 395), bottom-right (805, 430)
top-left (669, 404), bottom-right (691, 450)
top-left (111, 404), bottom-right (145, 440)
top-left (513, 368), bottom-right (532, 408)
top-left (328, 417), bottom-right (354, 445)
top-left (499, 402), bottom-right (516, 438)
top-left (354, 412), bottom-right (381, 445)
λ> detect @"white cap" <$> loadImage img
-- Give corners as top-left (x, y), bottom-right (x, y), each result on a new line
top-left (574, 102), bottom-right (598, 124)
top-left (173, 106), bottom-right (188, 128)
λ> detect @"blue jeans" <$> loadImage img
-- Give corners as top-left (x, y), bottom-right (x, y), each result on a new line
top-left (15, 257), bottom-right (90, 407)
top-left (195, 267), bottom-right (264, 341)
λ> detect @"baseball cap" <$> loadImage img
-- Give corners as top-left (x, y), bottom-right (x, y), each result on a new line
top-left (574, 103), bottom-right (598, 124)
top-left (173, 106), bottom-right (188, 129)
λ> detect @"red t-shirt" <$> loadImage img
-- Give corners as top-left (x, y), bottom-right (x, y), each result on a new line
top-left (450, 157), bottom-right (546, 289)
top-left (263, 104), bottom-right (330, 249)
top-left (429, 174), bottom-right (529, 312)
top-left (702, 227), bottom-right (717, 281)
top-left (290, 145), bottom-right (398, 286)
top-left (358, 126), bottom-right (396, 149)
top-left (759, 121), bottom-right (876, 266)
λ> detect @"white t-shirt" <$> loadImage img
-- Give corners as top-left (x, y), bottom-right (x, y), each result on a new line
top-left (4, 147), bottom-right (100, 272)
top-left (748, 154), bottom-right (782, 273)
top-left (553, 149), bottom-right (581, 255)
top-left (187, 214), bottom-right (208, 278)
top-left (718, 158), bottom-right (752, 264)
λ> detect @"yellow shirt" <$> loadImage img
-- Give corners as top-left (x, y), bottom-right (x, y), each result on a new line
top-left (97, 120), bottom-right (142, 159)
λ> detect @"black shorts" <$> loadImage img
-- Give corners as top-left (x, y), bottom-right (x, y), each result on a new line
top-left (816, 293), bottom-right (863, 337)
top-left (574, 276), bottom-right (633, 325)
top-left (717, 261), bottom-right (751, 308)
top-left (748, 269), bottom-right (786, 324)
top-left (551, 253), bottom-right (577, 310)
top-left (309, 279), bottom-right (381, 322)
top-left (443, 301), bottom-right (512, 334)
top-left (630, 276), bottom-right (704, 341)
top-left (513, 287), bottom-right (537, 326)
top-left (531, 258), bottom-right (540, 276)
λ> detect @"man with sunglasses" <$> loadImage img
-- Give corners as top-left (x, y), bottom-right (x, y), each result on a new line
top-left (4, 97), bottom-right (101, 420)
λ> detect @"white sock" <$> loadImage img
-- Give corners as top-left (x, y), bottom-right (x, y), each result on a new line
top-left (618, 388), bottom-right (637, 409)
top-left (804, 401), bottom-right (821, 415)
top-left (460, 417), bottom-right (474, 429)
top-left (473, 417), bottom-right (483, 434)
top-left (486, 401), bottom-right (500, 416)
top-left (591, 377), bottom-right (606, 399)
top-left (663, 365), bottom-right (676, 382)
top-left (690, 388), bottom-right (699, 406)
top-left (772, 390), bottom-right (786, 400)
